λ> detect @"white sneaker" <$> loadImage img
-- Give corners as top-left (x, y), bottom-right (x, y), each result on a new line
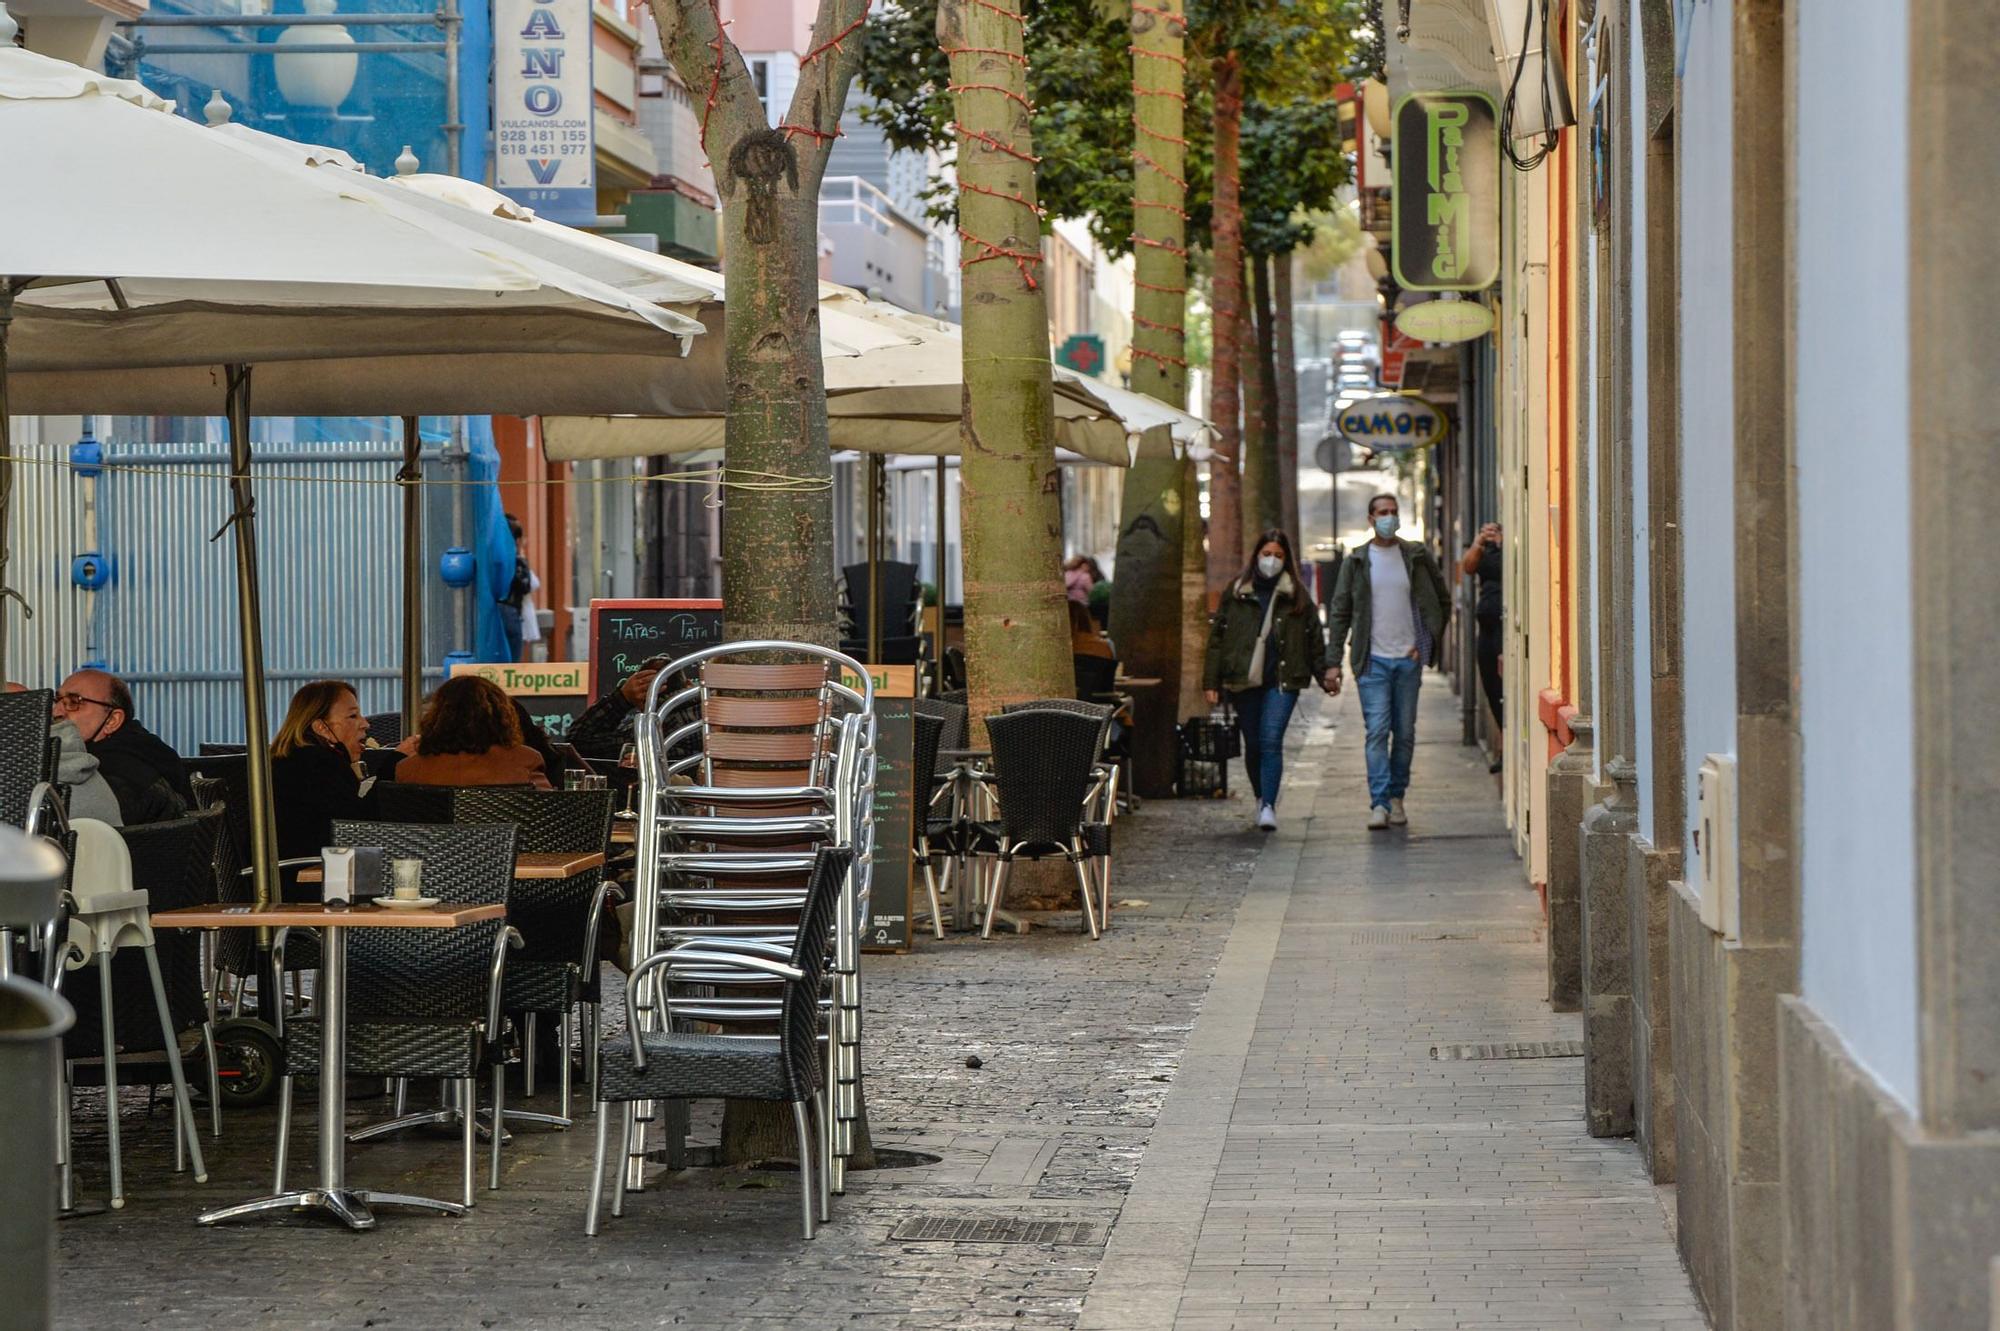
top-left (1388, 798), bottom-right (1407, 826)
top-left (1367, 805), bottom-right (1390, 830)
top-left (1256, 804), bottom-right (1277, 832)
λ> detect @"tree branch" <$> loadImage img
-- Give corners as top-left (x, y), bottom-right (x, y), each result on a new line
top-left (644, 0), bottom-right (764, 169)
top-left (781, 0), bottom-right (874, 166)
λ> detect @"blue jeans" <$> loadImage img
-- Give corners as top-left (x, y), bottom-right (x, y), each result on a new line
top-left (1356, 655), bottom-right (1422, 806)
top-left (1231, 687), bottom-right (1300, 808)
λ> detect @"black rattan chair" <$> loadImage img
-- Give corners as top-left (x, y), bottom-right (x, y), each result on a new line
top-left (588, 846), bottom-right (851, 1240)
top-left (373, 785), bottom-right (615, 1124)
top-left (908, 710), bottom-right (947, 939)
top-left (1, 688), bottom-right (54, 828)
top-left (976, 709), bottom-right (1104, 940)
top-left (364, 712), bottom-right (405, 747)
top-left (998, 698), bottom-right (1120, 921)
top-left (274, 820), bottom-right (518, 1206)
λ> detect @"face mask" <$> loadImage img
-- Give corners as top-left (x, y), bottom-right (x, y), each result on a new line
top-left (1373, 515), bottom-right (1398, 539)
top-left (1257, 555), bottom-right (1283, 579)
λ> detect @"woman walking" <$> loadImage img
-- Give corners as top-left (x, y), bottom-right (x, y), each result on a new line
top-left (1203, 529), bottom-right (1336, 830)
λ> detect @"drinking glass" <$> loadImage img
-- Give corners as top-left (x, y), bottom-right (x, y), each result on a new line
top-left (391, 858), bottom-right (424, 900)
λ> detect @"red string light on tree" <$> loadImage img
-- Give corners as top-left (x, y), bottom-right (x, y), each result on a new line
top-left (947, 0), bottom-right (1043, 293)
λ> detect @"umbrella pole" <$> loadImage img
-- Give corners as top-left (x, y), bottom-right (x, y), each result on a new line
top-left (399, 416), bottom-right (423, 732)
top-left (0, 280), bottom-right (16, 685)
top-left (867, 453), bottom-right (882, 664)
top-left (225, 366), bottom-right (279, 911)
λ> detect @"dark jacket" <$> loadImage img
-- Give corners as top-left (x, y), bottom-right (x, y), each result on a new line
top-left (88, 720), bottom-right (191, 826)
top-left (568, 692), bottom-right (636, 762)
top-left (271, 743), bottom-right (377, 861)
top-left (1203, 572), bottom-right (1329, 693)
top-left (1326, 538), bottom-right (1453, 675)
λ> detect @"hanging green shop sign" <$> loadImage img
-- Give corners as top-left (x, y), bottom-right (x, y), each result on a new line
top-left (1391, 92), bottom-right (1499, 292)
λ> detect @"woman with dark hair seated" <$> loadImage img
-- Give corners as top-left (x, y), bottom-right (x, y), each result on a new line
top-left (270, 679), bottom-right (379, 861)
top-left (394, 675), bottom-right (552, 789)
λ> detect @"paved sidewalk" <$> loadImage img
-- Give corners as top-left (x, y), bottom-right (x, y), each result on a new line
top-left (1081, 681), bottom-right (1706, 1331)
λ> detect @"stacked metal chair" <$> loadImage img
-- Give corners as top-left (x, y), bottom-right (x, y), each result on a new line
top-left (589, 845), bottom-right (853, 1239)
top-left (622, 641), bottom-right (876, 1202)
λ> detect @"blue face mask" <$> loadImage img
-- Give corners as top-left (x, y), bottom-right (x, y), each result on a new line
top-left (1373, 514), bottom-right (1398, 539)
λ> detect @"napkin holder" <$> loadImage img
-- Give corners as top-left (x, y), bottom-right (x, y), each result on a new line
top-left (320, 846), bottom-right (387, 906)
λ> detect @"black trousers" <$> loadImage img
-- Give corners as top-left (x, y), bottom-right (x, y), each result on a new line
top-left (1475, 614), bottom-right (1504, 729)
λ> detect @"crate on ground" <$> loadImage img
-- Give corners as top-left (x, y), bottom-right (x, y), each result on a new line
top-left (1176, 715), bottom-right (1238, 798)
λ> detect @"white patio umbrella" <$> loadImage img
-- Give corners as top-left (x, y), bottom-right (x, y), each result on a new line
top-left (0, 37), bottom-right (701, 910)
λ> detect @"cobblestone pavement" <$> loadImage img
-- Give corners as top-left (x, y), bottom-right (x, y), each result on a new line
top-left (52, 736), bottom-right (1266, 1330)
top-left (51, 683), bottom-right (1707, 1330)
top-left (1081, 681), bottom-right (1706, 1331)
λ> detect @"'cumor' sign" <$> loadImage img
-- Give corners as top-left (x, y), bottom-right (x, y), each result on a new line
top-left (1336, 394), bottom-right (1447, 454)
top-left (1392, 92), bottom-right (1498, 292)
top-left (495, 0), bottom-right (595, 224)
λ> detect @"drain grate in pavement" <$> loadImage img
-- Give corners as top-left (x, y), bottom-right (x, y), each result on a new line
top-left (1328, 926), bottom-right (1543, 945)
top-left (889, 1214), bottom-right (1106, 1246)
top-left (1431, 1040), bottom-right (1586, 1060)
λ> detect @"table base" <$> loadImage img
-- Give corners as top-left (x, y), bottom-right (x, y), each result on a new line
top-left (197, 1187), bottom-right (466, 1231)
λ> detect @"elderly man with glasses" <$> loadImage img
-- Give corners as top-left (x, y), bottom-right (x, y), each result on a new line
top-left (52, 668), bottom-right (191, 825)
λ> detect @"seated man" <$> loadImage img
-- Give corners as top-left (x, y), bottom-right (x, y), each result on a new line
top-left (52, 668), bottom-right (191, 825)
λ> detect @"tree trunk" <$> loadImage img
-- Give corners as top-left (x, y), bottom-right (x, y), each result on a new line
top-left (1110, 0), bottom-right (1192, 797)
top-left (1275, 250), bottom-right (1300, 541)
top-left (1245, 252), bottom-right (1282, 535)
top-left (942, 0), bottom-right (1072, 746)
top-left (646, 0), bottom-right (875, 1170)
top-left (1240, 256), bottom-right (1269, 539)
top-left (1204, 51), bottom-right (1245, 600)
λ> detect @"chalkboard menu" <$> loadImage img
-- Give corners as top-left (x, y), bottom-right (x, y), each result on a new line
top-left (848, 665), bottom-right (917, 953)
top-left (448, 661), bottom-right (590, 742)
top-left (588, 598), bottom-right (725, 699)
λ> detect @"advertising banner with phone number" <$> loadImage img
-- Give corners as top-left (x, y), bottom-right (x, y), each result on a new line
top-left (494, 0), bottom-right (595, 224)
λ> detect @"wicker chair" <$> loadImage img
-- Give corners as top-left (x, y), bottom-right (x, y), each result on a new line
top-left (272, 820), bottom-right (519, 1206)
top-left (906, 709), bottom-right (948, 939)
top-left (363, 712), bottom-right (405, 747)
top-left (631, 642), bottom-right (876, 1192)
top-left (57, 811), bottom-right (224, 1209)
top-left (372, 784), bottom-right (615, 1124)
top-left (1, 689), bottom-right (55, 828)
top-left (997, 698), bottom-right (1119, 925)
top-left (588, 846), bottom-right (851, 1240)
top-left (975, 708), bottom-right (1105, 940)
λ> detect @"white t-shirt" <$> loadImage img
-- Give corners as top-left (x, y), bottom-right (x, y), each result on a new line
top-left (1367, 543), bottom-right (1417, 660)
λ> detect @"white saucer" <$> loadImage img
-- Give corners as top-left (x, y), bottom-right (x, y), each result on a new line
top-left (375, 896), bottom-right (440, 910)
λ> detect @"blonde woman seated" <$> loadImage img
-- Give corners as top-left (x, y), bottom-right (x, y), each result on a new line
top-left (394, 675), bottom-right (552, 789)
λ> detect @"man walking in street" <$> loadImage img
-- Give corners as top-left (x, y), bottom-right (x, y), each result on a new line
top-left (1326, 494), bottom-right (1451, 829)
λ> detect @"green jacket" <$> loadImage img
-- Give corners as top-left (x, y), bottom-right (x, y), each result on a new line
top-left (1203, 573), bottom-right (1329, 693)
top-left (1325, 539), bottom-right (1452, 675)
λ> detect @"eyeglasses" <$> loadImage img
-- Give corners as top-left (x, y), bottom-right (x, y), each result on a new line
top-left (54, 691), bottom-right (116, 713)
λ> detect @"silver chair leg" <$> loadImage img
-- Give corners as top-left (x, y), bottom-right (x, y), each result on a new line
top-left (790, 1100), bottom-right (818, 1240)
top-left (1099, 856), bottom-right (1113, 929)
top-left (584, 1099), bottom-right (610, 1236)
top-left (392, 1077), bottom-right (408, 1117)
top-left (610, 1103), bottom-right (632, 1218)
top-left (1070, 850), bottom-right (1101, 940)
top-left (201, 1022), bottom-right (222, 1139)
top-left (143, 946), bottom-right (208, 1182)
top-left (523, 1012), bottom-right (538, 1098)
top-left (559, 1006), bottom-right (573, 1123)
top-left (460, 1077), bottom-right (477, 1208)
top-left (814, 1089), bottom-right (833, 1223)
top-left (97, 960), bottom-right (125, 1209)
top-left (584, 1002), bottom-right (600, 1093)
top-left (274, 1075), bottom-right (293, 1192)
top-left (56, 1060), bottom-right (72, 1213)
top-left (982, 855), bottom-right (1013, 939)
top-left (921, 857), bottom-right (946, 940)
top-left (488, 1065), bottom-right (505, 1191)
